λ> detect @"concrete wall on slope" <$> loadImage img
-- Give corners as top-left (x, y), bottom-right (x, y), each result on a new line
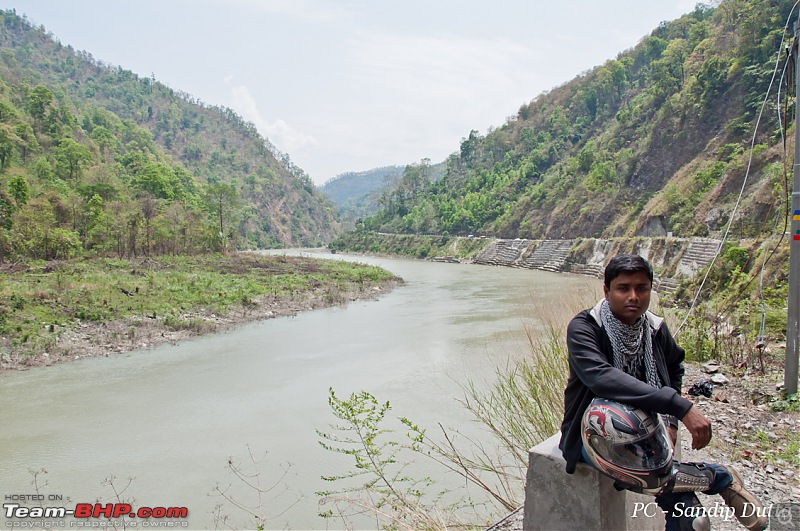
top-left (470, 237), bottom-right (721, 294)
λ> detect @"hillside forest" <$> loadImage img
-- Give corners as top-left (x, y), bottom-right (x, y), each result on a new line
top-left (352, 0), bottom-right (794, 243)
top-left (0, 9), bottom-right (340, 262)
top-left (320, 161), bottom-right (447, 229)
top-left (0, 0), bottom-right (798, 266)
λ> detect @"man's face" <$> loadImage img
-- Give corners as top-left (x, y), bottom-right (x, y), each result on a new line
top-left (603, 271), bottom-right (652, 325)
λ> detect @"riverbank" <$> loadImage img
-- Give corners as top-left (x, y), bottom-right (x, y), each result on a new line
top-left (330, 231), bottom-right (742, 293)
top-left (0, 253), bottom-right (401, 372)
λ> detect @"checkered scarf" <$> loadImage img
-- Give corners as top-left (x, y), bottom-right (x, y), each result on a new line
top-left (599, 299), bottom-right (661, 389)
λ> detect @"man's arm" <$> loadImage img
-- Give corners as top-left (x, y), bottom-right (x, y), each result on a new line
top-left (567, 316), bottom-right (693, 419)
top-left (659, 323), bottom-right (712, 450)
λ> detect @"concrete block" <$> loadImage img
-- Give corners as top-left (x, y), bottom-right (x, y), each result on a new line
top-left (523, 434), bottom-right (664, 531)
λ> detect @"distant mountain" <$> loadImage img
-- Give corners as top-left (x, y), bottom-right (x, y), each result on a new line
top-left (356, 0), bottom-right (790, 241)
top-left (321, 161), bottom-right (445, 228)
top-left (0, 8), bottom-right (338, 260)
top-left (321, 166), bottom-right (404, 206)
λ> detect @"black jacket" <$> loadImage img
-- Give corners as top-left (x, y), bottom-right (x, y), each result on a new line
top-left (559, 300), bottom-right (694, 474)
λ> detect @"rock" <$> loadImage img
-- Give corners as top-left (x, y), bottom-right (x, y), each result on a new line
top-left (702, 362), bottom-right (720, 373)
top-left (710, 373), bottom-right (730, 385)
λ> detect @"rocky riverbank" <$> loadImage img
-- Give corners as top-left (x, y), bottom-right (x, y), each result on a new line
top-left (1, 279), bottom-right (402, 372)
top-left (0, 254), bottom-right (402, 372)
top-left (682, 362), bottom-right (799, 530)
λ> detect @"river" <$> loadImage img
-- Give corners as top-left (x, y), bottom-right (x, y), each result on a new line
top-left (0, 250), bottom-right (600, 529)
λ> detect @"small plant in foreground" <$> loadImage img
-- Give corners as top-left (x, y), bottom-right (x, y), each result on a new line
top-left (316, 388), bottom-right (467, 530)
top-left (316, 321), bottom-right (572, 527)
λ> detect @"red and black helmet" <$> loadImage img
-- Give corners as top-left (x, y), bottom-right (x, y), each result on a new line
top-left (581, 397), bottom-right (673, 491)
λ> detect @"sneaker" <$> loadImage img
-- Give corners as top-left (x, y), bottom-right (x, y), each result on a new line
top-left (718, 466), bottom-right (767, 531)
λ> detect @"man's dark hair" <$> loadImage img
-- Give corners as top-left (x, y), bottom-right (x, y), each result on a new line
top-left (604, 254), bottom-right (653, 288)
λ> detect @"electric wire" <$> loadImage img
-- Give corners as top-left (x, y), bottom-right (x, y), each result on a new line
top-left (675, 0), bottom-right (800, 336)
top-left (715, 22), bottom-right (799, 334)
top-left (713, 51), bottom-right (792, 336)
top-left (756, 48), bottom-right (793, 345)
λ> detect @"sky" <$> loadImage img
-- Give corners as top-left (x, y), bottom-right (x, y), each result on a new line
top-left (8, 0), bottom-right (699, 184)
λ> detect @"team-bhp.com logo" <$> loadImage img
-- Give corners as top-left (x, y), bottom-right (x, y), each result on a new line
top-left (4, 499), bottom-right (189, 528)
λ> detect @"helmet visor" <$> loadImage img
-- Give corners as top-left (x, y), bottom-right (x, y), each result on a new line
top-left (605, 431), bottom-right (672, 471)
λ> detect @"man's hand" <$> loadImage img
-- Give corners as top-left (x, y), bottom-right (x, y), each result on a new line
top-left (680, 405), bottom-right (712, 449)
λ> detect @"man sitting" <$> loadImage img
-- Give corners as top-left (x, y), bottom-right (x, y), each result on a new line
top-left (559, 254), bottom-right (766, 531)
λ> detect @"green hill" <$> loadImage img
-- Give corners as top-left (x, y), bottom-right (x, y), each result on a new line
top-left (0, 9), bottom-right (339, 260)
top-left (321, 166), bottom-right (405, 206)
top-left (320, 161), bottom-right (446, 228)
top-left (354, 0), bottom-right (791, 241)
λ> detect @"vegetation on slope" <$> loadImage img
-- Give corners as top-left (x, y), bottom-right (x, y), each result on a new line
top-left (357, 0), bottom-right (792, 242)
top-left (320, 160), bottom-right (447, 229)
top-left (330, 0), bottom-right (797, 366)
top-left (321, 166), bottom-right (405, 208)
top-left (0, 9), bottom-right (339, 259)
top-left (329, 231), bottom-right (491, 259)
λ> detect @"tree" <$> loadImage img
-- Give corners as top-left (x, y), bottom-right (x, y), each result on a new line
top-left (34, 156), bottom-right (54, 181)
top-left (202, 182), bottom-right (241, 253)
top-left (10, 197), bottom-right (83, 260)
top-left (14, 123), bottom-right (37, 162)
top-left (158, 201), bottom-right (202, 255)
top-left (90, 125), bottom-right (117, 157)
top-left (0, 123), bottom-right (20, 171)
top-left (55, 137), bottom-right (92, 179)
top-left (82, 199), bottom-right (104, 252)
top-left (8, 176), bottom-right (29, 206)
top-left (139, 194), bottom-right (159, 256)
top-left (0, 189), bottom-right (13, 230)
top-left (0, 101), bottom-right (17, 122)
top-left (27, 85), bottom-right (53, 121)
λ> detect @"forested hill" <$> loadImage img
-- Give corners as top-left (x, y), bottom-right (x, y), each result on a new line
top-left (0, 9), bottom-right (339, 259)
top-left (321, 166), bottom-right (405, 206)
top-left (320, 161), bottom-right (446, 228)
top-left (359, 0), bottom-right (792, 240)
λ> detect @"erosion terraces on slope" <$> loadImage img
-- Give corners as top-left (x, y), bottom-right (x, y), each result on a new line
top-left (677, 238), bottom-right (721, 277)
top-left (471, 237), bottom-right (722, 293)
top-left (473, 239), bottom-right (530, 267)
top-left (518, 240), bottom-right (574, 272)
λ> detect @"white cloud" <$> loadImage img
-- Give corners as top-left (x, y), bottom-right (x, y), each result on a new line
top-left (228, 84), bottom-right (318, 153)
top-left (219, 0), bottom-right (350, 22)
top-left (345, 31), bottom-right (547, 107)
top-left (309, 31), bottom-right (556, 173)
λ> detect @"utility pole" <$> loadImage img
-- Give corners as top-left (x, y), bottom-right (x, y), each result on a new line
top-left (787, 17), bottom-right (800, 395)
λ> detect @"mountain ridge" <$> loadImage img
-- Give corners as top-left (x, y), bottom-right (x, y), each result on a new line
top-left (350, 0), bottom-right (790, 245)
top-left (0, 8), bottom-right (339, 257)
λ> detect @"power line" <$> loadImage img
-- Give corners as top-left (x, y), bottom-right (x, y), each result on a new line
top-left (675, 0), bottom-right (800, 338)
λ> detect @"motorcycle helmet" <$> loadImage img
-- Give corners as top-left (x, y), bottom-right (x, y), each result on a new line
top-left (581, 397), bottom-right (673, 490)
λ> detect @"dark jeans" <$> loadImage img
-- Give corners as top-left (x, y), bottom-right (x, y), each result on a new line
top-left (579, 446), bottom-right (732, 530)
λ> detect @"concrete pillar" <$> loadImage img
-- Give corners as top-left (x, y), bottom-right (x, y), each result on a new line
top-left (523, 434), bottom-right (665, 531)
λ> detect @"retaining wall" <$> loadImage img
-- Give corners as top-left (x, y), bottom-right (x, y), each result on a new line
top-left (470, 237), bottom-right (722, 293)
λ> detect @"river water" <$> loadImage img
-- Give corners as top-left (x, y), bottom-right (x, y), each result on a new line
top-left (0, 250), bottom-right (600, 529)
